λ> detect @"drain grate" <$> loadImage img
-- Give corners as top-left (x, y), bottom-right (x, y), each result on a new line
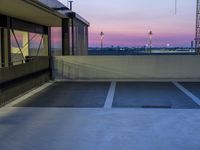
top-left (141, 105), bottom-right (172, 109)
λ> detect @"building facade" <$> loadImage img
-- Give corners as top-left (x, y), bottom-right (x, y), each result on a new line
top-left (0, 0), bottom-right (89, 68)
top-left (0, 0), bottom-right (89, 106)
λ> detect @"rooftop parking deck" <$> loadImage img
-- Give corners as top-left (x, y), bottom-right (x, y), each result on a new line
top-left (14, 81), bottom-right (200, 109)
top-left (1, 81), bottom-right (200, 150)
top-left (2, 52), bottom-right (200, 150)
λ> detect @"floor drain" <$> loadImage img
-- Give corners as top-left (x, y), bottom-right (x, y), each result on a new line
top-left (141, 106), bottom-right (171, 109)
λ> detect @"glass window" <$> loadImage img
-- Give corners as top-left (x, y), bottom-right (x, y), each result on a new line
top-left (51, 27), bottom-right (62, 56)
top-left (10, 29), bottom-right (49, 66)
top-left (29, 33), bottom-right (48, 56)
top-left (10, 30), bottom-right (29, 65)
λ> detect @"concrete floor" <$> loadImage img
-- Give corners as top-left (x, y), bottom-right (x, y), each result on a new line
top-left (113, 82), bottom-right (199, 108)
top-left (1, 81), bottom-right (200, 150)
top-left (15, 82), bottom-right (110, 108)
top-left (15, 82), bottom-right (200, 109)
top-left (181, 82), bottom-right (200, 99)
top-left (0, 107), bottom-right (200, 150)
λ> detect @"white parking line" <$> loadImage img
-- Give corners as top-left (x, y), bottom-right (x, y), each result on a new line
top-left (4, 82), bottom-right (54, 107)
top-left (173, 82), bottom-right (200, 106)
top-left (104, 81), bottom-right (116, 109)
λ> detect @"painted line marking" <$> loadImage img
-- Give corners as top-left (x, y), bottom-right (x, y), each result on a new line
top-left (173, 82), bottom-right (200, 106)
top-left (4, 82), bottom-right (54, 107)
top-left (104, 81), bottom-right (116, 109)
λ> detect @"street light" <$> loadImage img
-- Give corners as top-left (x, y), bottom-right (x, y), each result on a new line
top-left (100, 31), bottom-right (104, 49)
top-left (149, 31), bottom-right (153, 49)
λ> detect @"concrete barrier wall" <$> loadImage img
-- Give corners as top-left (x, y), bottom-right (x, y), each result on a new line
top-left (0, 57), bottom-right (49, 83)
top-left (52, 56), bottom-right (200, 81)
top-left (0, 73), bottom-right (49, 106)
top-left (0, 57), bottom-right (50, 106)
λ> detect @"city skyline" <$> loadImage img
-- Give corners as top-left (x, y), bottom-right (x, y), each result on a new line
top-left (58, 0), bottom-right (196, 47)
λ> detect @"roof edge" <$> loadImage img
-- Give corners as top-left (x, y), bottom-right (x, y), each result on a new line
top-left (67, 12), bottom-right (90, 26)
top-left (22, 0), bottom-right (67, 19)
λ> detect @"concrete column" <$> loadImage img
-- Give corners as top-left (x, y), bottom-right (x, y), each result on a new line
top-left (3, 16), bottom-right (11, 66)
top-left (48, 27), bottom-right (51, 57)
top-left (3, 28), bottom-right (11, 67)
top-left (0, 28), bottom-right (3, 67)
top-left (71, 18), bottom-right (75, 55)
top-left (62, 18), bottom-right (70, 55)
top-left (84, 26), bottom-right (88, 55)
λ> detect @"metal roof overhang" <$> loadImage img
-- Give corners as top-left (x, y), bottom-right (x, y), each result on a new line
top-left (0, 0), bottom-right (67, 27)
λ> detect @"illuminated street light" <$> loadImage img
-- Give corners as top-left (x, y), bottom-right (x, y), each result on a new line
top-left (149, 31), bottom-right (153, 49)
top-left (100, 31), bottom-right (104, 49)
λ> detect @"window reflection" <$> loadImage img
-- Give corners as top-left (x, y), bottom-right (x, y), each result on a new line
top-left (29, 33), bottom-right (48, 56)
top-left (10, 30), bottom-right (28, 65)
top-left (10, 30), bottom-right (48, 66)
top-left (51, 27), bottom-right (62, 56)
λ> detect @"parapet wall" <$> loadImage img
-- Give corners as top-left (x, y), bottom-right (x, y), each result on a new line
top-left (52, 55), bottom-right (200, 81)
top-left (0, 57), bottom-right (50, 106)
top-left (0, 57), bottom-right (50, 84)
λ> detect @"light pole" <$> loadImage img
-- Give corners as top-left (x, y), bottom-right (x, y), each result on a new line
top-left (149, 31), bottom-right (153, 51)
top-left (100, 31), bottom-right (104, 49)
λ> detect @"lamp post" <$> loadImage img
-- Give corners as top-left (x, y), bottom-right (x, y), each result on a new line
top-left (149, 31), bottom-right (153, 52)
top-left (100, 31), bottom-right (104, 49)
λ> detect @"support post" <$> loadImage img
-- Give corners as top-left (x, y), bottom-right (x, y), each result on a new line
top-left (48, 27), bottom-right (51, 57)
top-left (0, 28), bottom-right (4, 67)
top-left (195, 0), bottom-right (200, 54)
top-left (2, 17), bottom-right (11, 67)
top-left (62, 18), bottom-right (70, 55)
top-left (71, 18), bottom-right (75, 55)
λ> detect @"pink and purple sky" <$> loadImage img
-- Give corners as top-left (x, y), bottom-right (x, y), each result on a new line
top-left (58, 0), bottom-right (196, 47)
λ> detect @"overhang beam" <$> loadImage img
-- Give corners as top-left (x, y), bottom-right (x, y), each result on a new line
top-left (0, 0), bottom-right (67, 27)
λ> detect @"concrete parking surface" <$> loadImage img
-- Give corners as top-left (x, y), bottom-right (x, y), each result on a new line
top-left (1, 81), bottom-right (200, 150)
top-left (15, 82), bottom-right (110, 108)
top-left (113, 82), bottom-right (199, 109)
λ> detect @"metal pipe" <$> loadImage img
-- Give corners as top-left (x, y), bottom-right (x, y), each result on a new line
top-left (68, 1), bottom-right (73, 10)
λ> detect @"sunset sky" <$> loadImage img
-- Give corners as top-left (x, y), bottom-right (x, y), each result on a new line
top-left (58, 0), bottom-right (196, 47)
